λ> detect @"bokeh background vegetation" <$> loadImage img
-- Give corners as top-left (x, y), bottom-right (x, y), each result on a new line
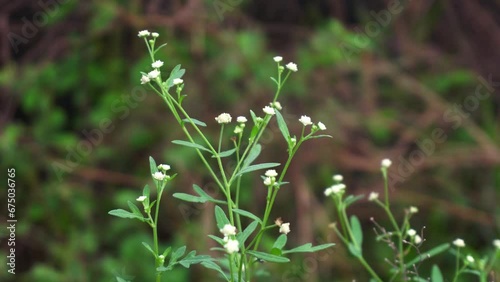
top-left (1, 0), bottom-right (499, 281)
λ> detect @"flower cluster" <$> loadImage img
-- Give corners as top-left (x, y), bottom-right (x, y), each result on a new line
top-left (234, 116), bottom-right (247, 134)
top-left (152, 163), bottom-right (172, 181)
top-left (298, 115), bottom-right (326, 131)
top-left (275, 218), bottom-right (291, 235)
top-left (215, 113), bottom-right (232, 124)
top-left (220, 224), bottom-right (239, 254)
top-left (263, 170), bottom-right (278, 187)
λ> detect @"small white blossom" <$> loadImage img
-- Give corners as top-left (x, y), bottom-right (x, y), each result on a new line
top-left (409, 206), bottom-right (419, 214)
top-left (279, 222), bottom-right (291, 234)
top-left (148, 69), bottom-right (161, 79)
top-left (333, 174), bottom-right (343, 182)
top-left (324, 187), bottom-right (333, 197)
top-left (368, 192), bottom-right (379, 201)
top-left (234, 126), bottom-right (243, 134)
top-left (237, 116), bottom-right (247, 123)
top-left (414, 235), bottom-right (422, 244)
top-left (158, 164), bottom-right (171, 171)
top-left (263, 106), bottom-right (275, 115)
top-left (136, 196), bottom-right (147, 202)
top-left (317, 122), bottom-right (326, 130)
top-left (299, 115), bottom-right (312, 126)
top-left (466, 255), bottom-right (475, 263)
top-left (453, 238), bottom-right (465, 248)
top-left (215, 113), bottom-right (232, 124)
top-left (152, 171), bottom-right (166, 181)
top-left (140, 75), bottom-right (150, 84)
top-left (265, 170), bottom-right (278, 177)
top-left (381, 158), bottom-right (392, 168)
top-left (273, 101), bottom-right (282, 110)
top-left (224, 238), bottom-right (239, 254)
top-left (407, 229), bottom-right (417, 237)
top-left (493, 239), bottom-right (500, 249)
top-left (263, 177), bottom-right (272, 186)
top-left (220, 224), bottom-right (237, 236)
top-left (273, 56), bottom-right (283, 62)
top-left (173, 78), bottom-right (183, 85)
top-left (152, 60), bottom-right (164, 69)
top-left (151, 32), bottom-right (159, 38)
top-left (138, 30), bottom-right (150, 37)
top-left (286, 62), bottom-right (298, 72)
top-left (330, 184), bottom-right (346, 194)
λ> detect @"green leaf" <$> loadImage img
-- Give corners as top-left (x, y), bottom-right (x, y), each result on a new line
top-left (172, 140), bottom-right (212, 153)
top-left (212, 148), bottom-right (237, 158)
top-left (192, 184), bottom-right (215, 201)
top-left (232, 209), bottom-right (262, 224)
top-left (270, 77), bottom-right (279, 86)
top-left (207, 235), bottom-right (225, 245)
top-left (344, 194), bottom-right (364, 207)
top-left (247, 250), bottom-right (290, 263)
top-left (127, 201), bottom-right (145, 221)
top-left (162, 246), bottom-right (172, 258)
top-left (201, 261), bottom-right (228, 281)
top-left (214, 206), bottom-right (230, 230)
top-left (142, 242), bottom-right (156, 256)
top-left (431, 265), bottom-right (444, 282)
top-left (149, 156), bottom-right (158, 175)
top-left (165, 64), bottom-right (185, 89)
top-left (275, 110), bottom-right (290, 142)
top-left (182, 118), bottom-right (207, 127)
top-left (108, 209), bottom-right (142, 220)
top-left (242, 143), bottom-right (261, 168)
top-left (405, 243), bottom-right (450, 267)
top-left (282, 243), bottom-right (335, 254)
top-left (347, 243), bottom-right (361, 258)
top-left (236, 162), bottom-right (280, 177)
top-left (272, 234), bottom-right (288, 250)
top-left (306, 134), bottom-right (333, 140)
top-left (143, 184), bottom-right (150, 197)
top-left (153, 43), bottom-right (168, 54)
top-left (350, 215), bottom-right (363, 247)
top-left (168, 246), bottom-right (186, 265)
top-left (173, 193), bottom-right (206, 203)
top-left (179, 252), bottom-right (212, 268)
top-left (237, 221), bottom-right (258, 245)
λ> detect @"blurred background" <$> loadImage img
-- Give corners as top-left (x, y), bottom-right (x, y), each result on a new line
top-left (1, 0), bottom-right (499, 281)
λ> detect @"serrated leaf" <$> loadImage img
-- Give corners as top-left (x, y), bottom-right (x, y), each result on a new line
top-left (236, 162), bottom-right (280, 177)
top-left (214, 206), bottom-right (230, 230)
top-left (173, 193), bottom-right (206, 203)
top-left (275, 110), bottom-right (290, 142)
top-left (142, 242), bottom-right (156, 256)
top-left (108, 209), bottom-right (142, 220)
top-left (232, 209), bottom-right (262, 224)
top-left (405, 243), bottom-right (450, 267)
top-left (172, 140), bottom-right (212, 153)
top-left (272, 234), bottom-right (288, 250)
top-left (431, 265), bottom-right (443, 282)
top-left (242, 143), bottom-right (261, 168)
top-left (212, 148), bottom-right (237, 158)
top-left (237, 221), bottom-right (258, 245)
top-left (149, 156), bottom-right (158, 175)
top-left (247, 250), bottom-right (289, 263)
top-left (282, 243), bottom-right (335, 254)
top-left (201, 261), bottom-right (228, 280)
top-left (182, 118), bottom-right (207, 127)
top-left (350, 215), bottom-right (363, 247)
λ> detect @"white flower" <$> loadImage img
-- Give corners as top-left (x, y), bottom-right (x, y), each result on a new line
top-left (368, 192), bottom-right (379, 201)
top-left (255, 117), bottom-right (264, 123)
top-left (466, 255), bottom-right (475, 263)
top-left (263, 106), bottom-right (275, 115)
top-left (140, 75), bottom-right (150, 84)
top-left (324, 187), bottom-right (333, 197)
top-left (136, 196), bottom-right (147, 202)
top-left (173, 78), bottom-right (183, 85)
top-left (286, 62), bottom-right (298, 72)
top-left (215, 113), bottom-right (232, 124)
top-left (407, 229), bottom-right (417, 237)
top-left (263, 177), bottom-right (272, 186)
top-left (265, 170), bottom-right (278, 177)
top-left (414, 235), bottom-right (422, 244)
top-left (234, 126), bottom-right (243, 134)
top-left (220, 224), bottom-right (237, 236)
top-left (224, 238), bottom-right (239, 254)
top-left (330, 184), bottom-right (346, 194)
top-left (317, 122), bottom-right (326, 130)
top-left (493, 239), bottom-right (500, 249)
top-left (151, 32), bottom-right (159, 38)
top-left (273, 56), bottom-right (283, 62)
top-left (279, 222), bottom-right (291, 234)
top-left (148, 69), bottom-right (161, 79)
top-left (381, 158), bottom-right (392, 168)
top-left (333, 174), bottom-right (343, 182)
top-left (409, 206), bottom-right (418, 214)
top-left (152, 171), bottom-right (166, 181)
top-left (138, 30), bottom-right (150, 37)
top-left (158, 164), bottom-right (171, 171)
top-left (453, 238), bottom-right (465, 248)
top-left (237, 116), bottom-right (247, 123)
top-left (152, 60), bottom-right (164, 69)
top-left (299, 115), bottom-right (312, 126)
top-left (273, 101), bottom-right (282, 110)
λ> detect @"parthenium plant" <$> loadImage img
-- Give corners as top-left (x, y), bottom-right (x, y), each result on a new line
top-left (109, 30), bottom-right (334, 282)
top-left (325, 159), bottom-right (500, 282)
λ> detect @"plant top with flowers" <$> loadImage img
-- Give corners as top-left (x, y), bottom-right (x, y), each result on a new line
top-left (109, 30), bottom-right (334, 282)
